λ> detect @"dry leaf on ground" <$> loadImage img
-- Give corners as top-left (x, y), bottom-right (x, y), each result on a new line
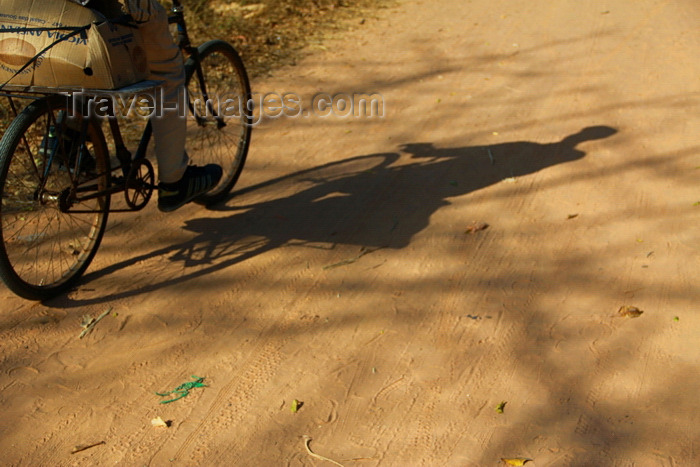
top-left (465, 222), bottom-right (489, 234)
top-left (151, 417), bottom-right (170, 428)
top-left (496, 401), bottom-right (507, 413)
top-left (501, 457), bottom-right (533, 466)
top-left (618, 305), bottom-right (644, 318)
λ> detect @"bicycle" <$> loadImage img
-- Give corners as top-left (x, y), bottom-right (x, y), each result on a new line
top-left (0, 0), bottom-right (253, 300)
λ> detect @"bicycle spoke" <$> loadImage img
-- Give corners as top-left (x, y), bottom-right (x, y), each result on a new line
top-left (0, 95), bottom-right (110, 299)
top-left (184, 41), bottom-right (251, 204)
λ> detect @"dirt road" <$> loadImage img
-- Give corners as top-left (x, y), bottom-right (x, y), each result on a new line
top-left (1, 0), bottom-right (699, 465)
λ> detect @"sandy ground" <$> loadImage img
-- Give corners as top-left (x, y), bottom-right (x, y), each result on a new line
top-left (2, 0), bottom-right (700, 465)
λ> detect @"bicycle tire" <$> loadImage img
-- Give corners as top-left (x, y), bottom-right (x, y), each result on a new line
top-left (184, 39), bottom-right (252, 204)
top-left (0, 94), bottom-right (111, 300)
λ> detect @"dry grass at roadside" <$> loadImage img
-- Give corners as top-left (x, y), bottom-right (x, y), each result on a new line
top-left (177, 0), bottom-right (393, 78)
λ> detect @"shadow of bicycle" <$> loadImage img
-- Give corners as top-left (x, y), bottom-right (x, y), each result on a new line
top-left (53, 125), bottom-right (616, 306)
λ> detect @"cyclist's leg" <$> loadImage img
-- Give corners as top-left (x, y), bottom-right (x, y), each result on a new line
top-left (126, 0), bottom-right (188, 184)
top-left (126, 1), bottom-right (222, 211)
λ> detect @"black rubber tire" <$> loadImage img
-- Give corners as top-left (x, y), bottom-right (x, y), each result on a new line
top-left (0, 94), bottom-right (111, 300)
top-left (184, 40), bottom-right (252, 204)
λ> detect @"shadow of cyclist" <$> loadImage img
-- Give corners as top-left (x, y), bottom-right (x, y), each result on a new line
top-left (181, 125), bottom-right (616, 250)
top-left (63, 125), bottom-right (616, 305)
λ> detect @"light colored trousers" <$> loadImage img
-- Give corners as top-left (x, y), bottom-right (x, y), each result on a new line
top-left (127, 0), bottom-right (188, 183)
top-left (87, 0), bottom-right (188, 183)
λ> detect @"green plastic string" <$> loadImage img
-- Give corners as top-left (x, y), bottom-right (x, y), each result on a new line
top-left (155, 375), bottom-right (207, 404)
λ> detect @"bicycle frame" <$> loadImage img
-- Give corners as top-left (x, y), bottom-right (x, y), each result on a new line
top-left (0, 0), bottom-right (252, 299)
top-left (169, 1), bottom-right (225, 129)
top-left (0, 1), bottom-right (226, 212)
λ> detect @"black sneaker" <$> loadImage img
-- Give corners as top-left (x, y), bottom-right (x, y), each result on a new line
top-left (157, 164), bottom-right (223, 212)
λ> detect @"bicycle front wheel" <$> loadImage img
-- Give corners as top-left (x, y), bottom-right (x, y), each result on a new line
top-left (185, 40), bottom-right (252, 204)
top-left (0, 94), bottom-right (111, 300)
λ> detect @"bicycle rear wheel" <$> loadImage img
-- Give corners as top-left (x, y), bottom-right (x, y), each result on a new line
top-left (0, 94), bottom-right (111, 300)
top-left (184, 40), bottom-right (252, 204)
